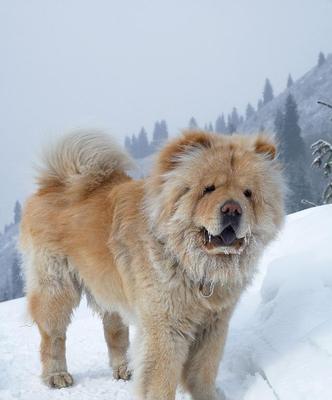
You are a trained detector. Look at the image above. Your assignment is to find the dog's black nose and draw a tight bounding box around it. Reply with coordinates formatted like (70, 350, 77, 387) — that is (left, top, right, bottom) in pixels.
(221, 200, 242, 229)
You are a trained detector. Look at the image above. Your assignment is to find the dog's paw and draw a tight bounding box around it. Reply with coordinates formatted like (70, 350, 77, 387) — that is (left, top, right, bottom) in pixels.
(44, 371, 74, 389)
(112, 363, 132, 381)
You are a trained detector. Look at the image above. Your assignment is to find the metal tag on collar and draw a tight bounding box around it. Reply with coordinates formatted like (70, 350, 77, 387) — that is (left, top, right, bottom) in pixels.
(199, 281, 215, 298)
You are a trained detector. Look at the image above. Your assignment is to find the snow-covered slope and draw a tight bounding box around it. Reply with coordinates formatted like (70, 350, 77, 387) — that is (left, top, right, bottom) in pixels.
(219, 204, 332, 400)
(241, 54, 332, 141)
(1, 205, 332, 400)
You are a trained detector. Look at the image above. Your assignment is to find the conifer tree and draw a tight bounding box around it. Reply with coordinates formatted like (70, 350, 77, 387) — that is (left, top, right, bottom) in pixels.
(231, 107, 240, 130)
(188, 117, 198, 129)
(215, 114, 226, 133)
(274, 109, 284, 130)
(318, 51, 326, 67)
(137, 127, 150, 158)
(275, 94, 312, 211)
(287, 74, 294, 89)
(311, 101, 332, 204)
(263, 78, 274, 104)
(131, 134, 138, 158)
(124, 136, 131, 153)
(245, 103, 255, 120)
(151, 121, 161, 150)
(159, 120, 168, 141)
(227, 114, 235, 134)
(311, 139, 332, 204)
(281, 95, 304, 161)
(257, 99, 263, 110)
(150, 120, 168, 151)
(11, 253, 23, 299)
(14, 201, 21, 225)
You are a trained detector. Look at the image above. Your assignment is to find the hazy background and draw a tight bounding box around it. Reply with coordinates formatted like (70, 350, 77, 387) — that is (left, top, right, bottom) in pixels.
(1, 0, 332, 227)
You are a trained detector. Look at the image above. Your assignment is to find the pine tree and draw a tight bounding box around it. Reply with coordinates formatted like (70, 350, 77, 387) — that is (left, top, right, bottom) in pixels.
(188, 117, 198, 129)
(124, 136, 131, 153)
(227, 114, 235, 134)
(287, 74, 294, 88)
(274, 108, 284, 152)
(131, 134, 138, 158)
(151, 119, 168, 151)
(281, 94, 304, 161)
(14, 201, 21, 224)
(257, 99, 263, 110)
(137, 128, 150, 158)
(215, 114, 226, 133)
(245, 103, 255, 120)
(318, 51, 326, 67)
(230, 107, 240, 130)
(274, 109, 284, 132)
(311, 139, 332, 204)
(263, 78, 274, 104)
(311, 101, 332, 204)
(276, 94, 312, 211)
(151, 121, 161, 150)
(159, 120, 168, 141)
(11, 253, 23, 299)
(208, 122, 213, 132)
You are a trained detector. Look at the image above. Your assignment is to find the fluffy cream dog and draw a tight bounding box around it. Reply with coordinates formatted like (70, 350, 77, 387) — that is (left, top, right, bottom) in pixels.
(20, 130, 285, 400)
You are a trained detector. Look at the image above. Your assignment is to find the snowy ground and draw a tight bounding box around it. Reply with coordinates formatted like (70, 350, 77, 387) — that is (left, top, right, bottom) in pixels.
(1, 205, 332, 400)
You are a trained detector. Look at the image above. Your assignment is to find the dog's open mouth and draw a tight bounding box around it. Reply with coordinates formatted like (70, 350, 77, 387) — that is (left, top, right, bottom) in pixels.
(202, 226, 245, 254)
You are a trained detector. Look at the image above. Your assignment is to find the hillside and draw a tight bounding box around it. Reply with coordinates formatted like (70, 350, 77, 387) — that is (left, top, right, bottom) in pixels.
(241, 54, 332, 141)
(1, 205, 332, 400)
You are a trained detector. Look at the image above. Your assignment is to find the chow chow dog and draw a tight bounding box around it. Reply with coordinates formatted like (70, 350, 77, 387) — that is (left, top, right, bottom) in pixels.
(20, 130, 285, 400)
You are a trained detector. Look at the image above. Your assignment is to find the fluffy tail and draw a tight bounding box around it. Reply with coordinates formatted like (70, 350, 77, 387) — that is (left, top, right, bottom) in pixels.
(36, 130, 134, 194)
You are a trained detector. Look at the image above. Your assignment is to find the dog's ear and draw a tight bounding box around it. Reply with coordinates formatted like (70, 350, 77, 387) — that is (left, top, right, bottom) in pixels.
(157, 130, 213, 172)
(254, 135, 277, 160)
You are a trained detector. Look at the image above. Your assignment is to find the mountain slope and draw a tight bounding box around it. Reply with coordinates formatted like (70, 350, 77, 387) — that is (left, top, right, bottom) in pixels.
(1, 205, 332, 399)
(241, 55, 332, 140)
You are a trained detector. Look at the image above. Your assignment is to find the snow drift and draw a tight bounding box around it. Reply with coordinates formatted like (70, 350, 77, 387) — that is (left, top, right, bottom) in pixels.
(0, 205, 332, 400)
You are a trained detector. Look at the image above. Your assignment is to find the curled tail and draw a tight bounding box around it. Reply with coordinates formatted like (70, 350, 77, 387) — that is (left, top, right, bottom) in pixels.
(36, 130, 134, 194)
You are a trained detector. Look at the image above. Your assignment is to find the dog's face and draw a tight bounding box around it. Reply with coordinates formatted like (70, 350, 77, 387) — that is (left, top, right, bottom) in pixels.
(145, 131, 285, 283)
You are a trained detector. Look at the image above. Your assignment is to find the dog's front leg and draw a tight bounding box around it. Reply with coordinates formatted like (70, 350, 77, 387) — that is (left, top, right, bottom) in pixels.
(181, 307, 233, 400)
(134, 323, 189, 400)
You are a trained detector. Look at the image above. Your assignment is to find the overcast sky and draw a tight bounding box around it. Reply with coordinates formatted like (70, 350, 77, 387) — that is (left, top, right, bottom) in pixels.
(1, 0, 332, 227)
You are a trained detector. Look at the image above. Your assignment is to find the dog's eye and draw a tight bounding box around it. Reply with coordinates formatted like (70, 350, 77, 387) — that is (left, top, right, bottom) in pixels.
(203, 185, 215, 194)
(244, 189, 252, 198)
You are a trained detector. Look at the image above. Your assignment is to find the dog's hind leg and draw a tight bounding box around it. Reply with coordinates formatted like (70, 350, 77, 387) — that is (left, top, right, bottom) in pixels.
(26, 250, 81, 388)
(103, 311, 131, 380)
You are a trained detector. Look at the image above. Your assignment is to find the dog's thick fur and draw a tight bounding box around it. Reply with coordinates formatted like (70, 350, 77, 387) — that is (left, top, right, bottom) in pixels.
(20, 130, 285, 399)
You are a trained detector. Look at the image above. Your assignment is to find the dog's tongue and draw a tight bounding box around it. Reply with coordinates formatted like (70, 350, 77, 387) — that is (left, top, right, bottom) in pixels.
(220, 226, 237, 245)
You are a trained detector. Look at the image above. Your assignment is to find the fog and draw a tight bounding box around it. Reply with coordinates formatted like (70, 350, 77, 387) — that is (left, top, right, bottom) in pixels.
(1, 0, 332, 227)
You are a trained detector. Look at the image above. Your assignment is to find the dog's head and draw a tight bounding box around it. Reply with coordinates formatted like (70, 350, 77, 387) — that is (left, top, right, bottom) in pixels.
(144, 131, 285, 284)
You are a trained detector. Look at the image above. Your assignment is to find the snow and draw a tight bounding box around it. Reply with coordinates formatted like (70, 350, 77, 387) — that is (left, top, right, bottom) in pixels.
(1, 205, 332, 400)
